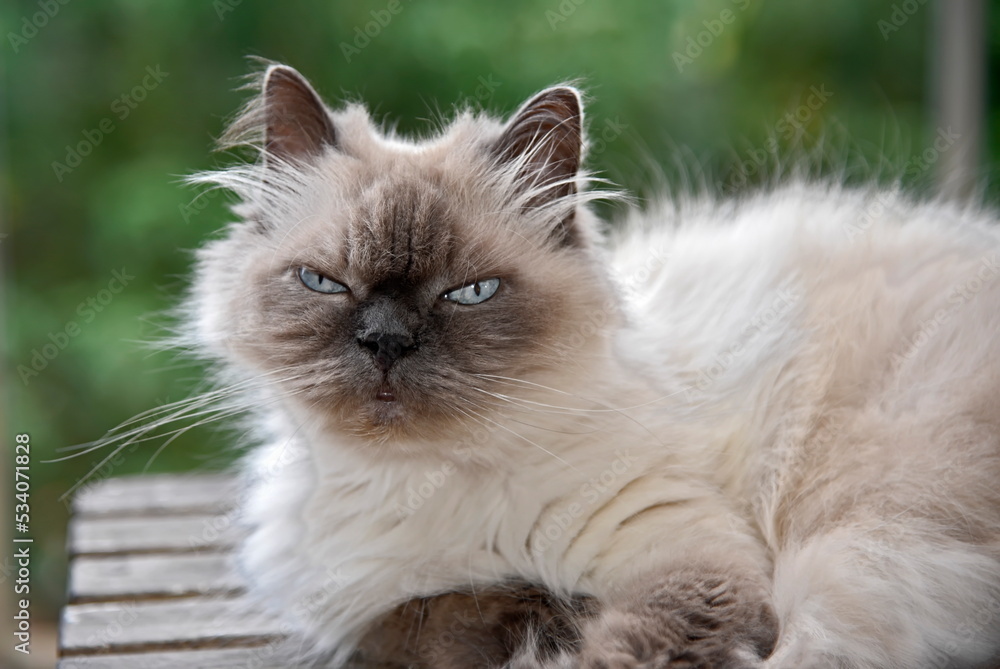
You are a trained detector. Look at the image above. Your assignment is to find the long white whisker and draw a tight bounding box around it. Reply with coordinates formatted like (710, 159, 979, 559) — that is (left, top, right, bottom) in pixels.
(464, 394, 605, 436)
(470, 386, 588, 417)
(55, 371, 311, 500)
(476, 373, 687, 412)
(58, 387, 307, 503)
(58, 367, 307, 454)
(474, 374, 671, 448)
(456, 399, 580, 472)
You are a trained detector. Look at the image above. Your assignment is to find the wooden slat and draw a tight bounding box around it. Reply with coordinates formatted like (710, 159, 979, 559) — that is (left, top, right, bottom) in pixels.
(59, 596, 284, 654)
(55, 645, 383, 669)
(72, 473, 237, 517)
(56, 646, 312, 669)
(69, 514, 242, 556)
(58, 474, 308, 667)
(69, 553, 244, 602)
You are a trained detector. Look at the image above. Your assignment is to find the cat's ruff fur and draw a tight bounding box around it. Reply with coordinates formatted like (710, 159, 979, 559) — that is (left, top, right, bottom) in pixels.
(188, 64, 1000, 668)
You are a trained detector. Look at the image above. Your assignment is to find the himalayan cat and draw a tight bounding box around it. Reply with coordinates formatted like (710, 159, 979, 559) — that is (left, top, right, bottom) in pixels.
(181, 63, 1000, 668)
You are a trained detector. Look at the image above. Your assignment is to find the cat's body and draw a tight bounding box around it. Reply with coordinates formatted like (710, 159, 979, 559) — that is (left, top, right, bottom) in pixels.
(188, 64, 1000, 668)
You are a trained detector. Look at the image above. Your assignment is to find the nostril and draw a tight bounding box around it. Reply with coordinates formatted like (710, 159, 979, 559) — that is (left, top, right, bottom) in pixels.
(358, 336, 380, 355)
(358, 332, 417, 370)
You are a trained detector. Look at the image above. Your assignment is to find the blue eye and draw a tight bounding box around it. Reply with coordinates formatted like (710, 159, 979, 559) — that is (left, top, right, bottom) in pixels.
(298, 267, 348, 294)
(443, 278, 500, 305)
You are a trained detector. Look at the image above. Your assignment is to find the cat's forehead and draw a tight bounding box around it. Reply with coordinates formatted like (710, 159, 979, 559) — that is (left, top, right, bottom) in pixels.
(341, 176, 458, 287)
(284, 124, 514, 289)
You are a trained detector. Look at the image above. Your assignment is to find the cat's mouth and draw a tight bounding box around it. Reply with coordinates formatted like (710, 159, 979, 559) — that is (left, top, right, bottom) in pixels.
(376, 382, 397, 403)
(363, 378, 409, 430)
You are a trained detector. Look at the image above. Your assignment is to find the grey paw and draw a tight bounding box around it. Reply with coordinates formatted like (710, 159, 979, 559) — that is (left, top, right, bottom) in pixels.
(578, 648, 709, 669)
(574, 573, 776, 669)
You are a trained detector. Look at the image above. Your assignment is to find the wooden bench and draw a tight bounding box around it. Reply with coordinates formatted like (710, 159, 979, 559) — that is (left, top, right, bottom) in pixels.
(58, 473, 316, 668)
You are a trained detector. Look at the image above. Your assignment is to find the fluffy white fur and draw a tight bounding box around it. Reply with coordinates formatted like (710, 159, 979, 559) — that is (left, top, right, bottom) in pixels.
(234, 182, 1000, 667)
(184, 70, 1000, 668)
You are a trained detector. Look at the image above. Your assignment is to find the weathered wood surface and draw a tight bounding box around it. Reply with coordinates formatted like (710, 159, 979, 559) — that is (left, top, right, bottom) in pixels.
(58, 646, 304, 669)
(61, 596, 285, 652)
(71, 473, 238, 516)
(69, 513, 242, 555)
(69, 552, 244, 601)
(58, 472, 320, 668)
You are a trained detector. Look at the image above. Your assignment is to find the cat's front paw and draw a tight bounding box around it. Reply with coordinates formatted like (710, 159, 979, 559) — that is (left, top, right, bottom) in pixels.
(576, 572, 777, 669)
(576, 609, 709, 668)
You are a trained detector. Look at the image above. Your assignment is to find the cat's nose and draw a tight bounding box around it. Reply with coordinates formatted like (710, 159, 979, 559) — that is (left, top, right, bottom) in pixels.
(358, 332, 417, 371)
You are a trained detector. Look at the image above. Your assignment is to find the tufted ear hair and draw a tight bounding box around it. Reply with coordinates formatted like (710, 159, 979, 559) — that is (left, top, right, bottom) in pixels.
(492, 86, 585, 245)
(262, 65, 338, 165)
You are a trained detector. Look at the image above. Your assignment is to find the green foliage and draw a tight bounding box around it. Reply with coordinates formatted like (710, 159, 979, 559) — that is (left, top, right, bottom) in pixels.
(3, 0, 998, 626)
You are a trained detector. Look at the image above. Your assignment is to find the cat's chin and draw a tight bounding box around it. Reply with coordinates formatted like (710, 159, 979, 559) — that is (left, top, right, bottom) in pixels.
(366, 395, 407, 424)
(323, 392, 468, 449)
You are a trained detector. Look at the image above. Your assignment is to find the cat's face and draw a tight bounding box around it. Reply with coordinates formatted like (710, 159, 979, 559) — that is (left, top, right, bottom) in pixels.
(190, 66, 617, 449)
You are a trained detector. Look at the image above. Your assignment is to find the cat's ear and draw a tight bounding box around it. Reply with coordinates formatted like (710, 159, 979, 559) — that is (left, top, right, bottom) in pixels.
(492, 86, 584, 242)
(262, 65, 337, 165)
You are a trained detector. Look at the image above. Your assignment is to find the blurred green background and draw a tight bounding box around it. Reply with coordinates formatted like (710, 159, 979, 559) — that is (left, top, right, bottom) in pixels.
(2, 0, 998, 665)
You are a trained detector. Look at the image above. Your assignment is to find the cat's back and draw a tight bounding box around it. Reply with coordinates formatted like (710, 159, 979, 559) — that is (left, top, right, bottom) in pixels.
(611, 182, 1000, 392)
(611, 182, 1000, 538)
